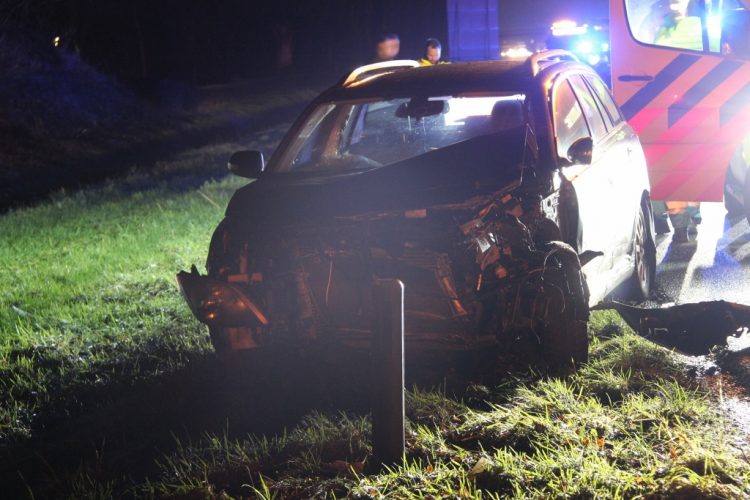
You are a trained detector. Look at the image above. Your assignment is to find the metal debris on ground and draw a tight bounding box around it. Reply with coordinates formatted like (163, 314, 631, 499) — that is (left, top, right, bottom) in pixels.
(607, 301, 750, 355)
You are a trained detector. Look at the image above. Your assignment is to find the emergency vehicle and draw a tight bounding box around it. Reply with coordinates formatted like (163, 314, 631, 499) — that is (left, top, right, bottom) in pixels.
(609, 0, 750, 222)
(547, 20, 612, 84)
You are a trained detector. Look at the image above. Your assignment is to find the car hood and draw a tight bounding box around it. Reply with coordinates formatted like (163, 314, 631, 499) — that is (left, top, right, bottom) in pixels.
(225, 130, 525, 227)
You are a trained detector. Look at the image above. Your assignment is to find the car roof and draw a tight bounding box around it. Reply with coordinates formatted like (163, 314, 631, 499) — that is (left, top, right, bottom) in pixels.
(325, 59, 536, 100)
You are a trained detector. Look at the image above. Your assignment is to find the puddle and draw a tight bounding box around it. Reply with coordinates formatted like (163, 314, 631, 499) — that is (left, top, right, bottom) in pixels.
(643, 331, 750, 447)
(702, 372, 750, 448)
(701, 334, 750, 447)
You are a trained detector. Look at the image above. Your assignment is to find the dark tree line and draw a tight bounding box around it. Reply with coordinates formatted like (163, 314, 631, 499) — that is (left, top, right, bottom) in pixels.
(1, 0, 448, 85)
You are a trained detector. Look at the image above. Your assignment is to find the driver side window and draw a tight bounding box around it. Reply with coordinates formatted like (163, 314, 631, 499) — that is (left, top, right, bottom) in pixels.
(553, 79, 591, 161)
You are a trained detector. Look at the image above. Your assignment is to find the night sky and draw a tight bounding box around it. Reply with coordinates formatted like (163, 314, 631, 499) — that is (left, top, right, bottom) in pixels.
(501, 0, 608, 35)
(2, 0, 609, 85)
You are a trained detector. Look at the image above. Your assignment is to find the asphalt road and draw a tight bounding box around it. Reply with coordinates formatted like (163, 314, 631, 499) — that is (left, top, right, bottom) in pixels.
(654, 202, 750, 306)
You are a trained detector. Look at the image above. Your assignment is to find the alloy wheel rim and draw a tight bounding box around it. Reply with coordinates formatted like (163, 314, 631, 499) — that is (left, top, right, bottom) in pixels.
(634, 210, 648, 290)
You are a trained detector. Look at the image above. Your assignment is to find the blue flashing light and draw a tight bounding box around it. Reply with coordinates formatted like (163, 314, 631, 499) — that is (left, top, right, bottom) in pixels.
(576, 40, 594, 54)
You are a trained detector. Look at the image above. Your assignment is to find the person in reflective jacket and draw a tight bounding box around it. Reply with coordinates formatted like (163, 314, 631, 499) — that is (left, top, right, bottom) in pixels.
(418, 38, 448, 66)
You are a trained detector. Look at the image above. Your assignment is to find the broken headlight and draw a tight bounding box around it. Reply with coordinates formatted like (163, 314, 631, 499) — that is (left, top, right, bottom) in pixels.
(176, 269, 269, 328)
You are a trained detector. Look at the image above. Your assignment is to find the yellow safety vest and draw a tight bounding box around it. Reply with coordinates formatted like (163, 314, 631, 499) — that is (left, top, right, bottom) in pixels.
(418, 59, 449, 66)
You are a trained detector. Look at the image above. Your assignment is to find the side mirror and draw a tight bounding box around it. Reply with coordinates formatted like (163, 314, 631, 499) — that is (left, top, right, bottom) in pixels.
(566, 137, 593, 165)
(228, 150, 264, 178)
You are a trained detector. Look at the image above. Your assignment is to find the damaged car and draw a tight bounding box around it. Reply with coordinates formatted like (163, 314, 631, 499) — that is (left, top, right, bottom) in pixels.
(178, 51, 656, 370)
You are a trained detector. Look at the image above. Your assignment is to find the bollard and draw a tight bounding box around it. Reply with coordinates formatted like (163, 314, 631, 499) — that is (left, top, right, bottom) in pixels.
(371, 279, 405, 470)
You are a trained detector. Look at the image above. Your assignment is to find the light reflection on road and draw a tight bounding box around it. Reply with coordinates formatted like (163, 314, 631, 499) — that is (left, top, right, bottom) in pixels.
(655, 203, 750, 306)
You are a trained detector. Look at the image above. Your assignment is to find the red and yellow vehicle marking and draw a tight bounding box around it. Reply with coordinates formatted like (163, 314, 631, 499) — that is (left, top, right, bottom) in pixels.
(610, 0, 750, 202)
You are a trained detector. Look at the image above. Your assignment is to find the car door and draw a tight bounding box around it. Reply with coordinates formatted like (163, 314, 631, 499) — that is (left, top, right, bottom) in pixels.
(552, 75, 617, 301)
(569, 74, 636, 266)
(583, 74, 649, 273)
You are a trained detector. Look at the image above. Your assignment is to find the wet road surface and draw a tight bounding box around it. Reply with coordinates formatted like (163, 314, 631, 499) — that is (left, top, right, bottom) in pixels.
(654, 202, 750, 306)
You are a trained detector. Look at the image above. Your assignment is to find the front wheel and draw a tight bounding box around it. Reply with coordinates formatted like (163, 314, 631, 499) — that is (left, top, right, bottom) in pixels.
(540, 317, 588, 374)
(537, 245, 590, 373)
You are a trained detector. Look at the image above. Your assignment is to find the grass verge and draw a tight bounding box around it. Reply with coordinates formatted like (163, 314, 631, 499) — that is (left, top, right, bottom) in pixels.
(140, 313, 750, 499)
(0, 140, 257, 446)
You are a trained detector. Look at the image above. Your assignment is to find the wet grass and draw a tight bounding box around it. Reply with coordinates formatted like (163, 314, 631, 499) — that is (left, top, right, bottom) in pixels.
(0, 169, 241, 444)
(137, 316, 750, 499)
(2, 142, 749, 497)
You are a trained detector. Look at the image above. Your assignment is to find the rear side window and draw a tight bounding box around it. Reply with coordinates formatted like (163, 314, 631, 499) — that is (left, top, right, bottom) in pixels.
(569, 75, 608, 141)
(553, 80, 591, 159)
(585, 75, 624, 128)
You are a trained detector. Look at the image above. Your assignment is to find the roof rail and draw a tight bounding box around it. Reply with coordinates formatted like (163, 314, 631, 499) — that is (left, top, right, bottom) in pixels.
(529, 50, 579, 76)
(342, 59, 420, 87)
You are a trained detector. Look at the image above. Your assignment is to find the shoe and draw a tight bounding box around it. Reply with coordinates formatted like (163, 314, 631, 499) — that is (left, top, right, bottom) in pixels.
(672, 227, 689, 243)
(654, 215, 671, 235)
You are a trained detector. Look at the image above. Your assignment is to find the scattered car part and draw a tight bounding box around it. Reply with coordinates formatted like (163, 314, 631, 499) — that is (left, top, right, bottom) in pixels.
(610, 301, 750, 355)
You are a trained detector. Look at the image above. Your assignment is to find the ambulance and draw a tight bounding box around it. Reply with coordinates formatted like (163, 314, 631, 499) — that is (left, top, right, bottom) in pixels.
(609, 0, 750, 223)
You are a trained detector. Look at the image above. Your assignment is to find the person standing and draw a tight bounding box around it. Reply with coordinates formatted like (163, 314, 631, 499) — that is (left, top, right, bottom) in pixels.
(373, 33, 401, 63)
(418, 38, 448, 66)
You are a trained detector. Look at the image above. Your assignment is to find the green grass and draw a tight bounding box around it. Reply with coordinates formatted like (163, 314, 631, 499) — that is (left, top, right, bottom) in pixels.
(141, 412, 370, 498)
(0, 145, 249, 442)
(141, 321, 750, 499)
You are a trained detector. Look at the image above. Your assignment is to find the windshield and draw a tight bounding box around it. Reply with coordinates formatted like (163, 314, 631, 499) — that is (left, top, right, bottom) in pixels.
(271, 93, 527, 173)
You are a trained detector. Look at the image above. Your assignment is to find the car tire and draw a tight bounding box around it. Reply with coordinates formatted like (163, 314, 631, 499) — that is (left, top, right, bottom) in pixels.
(628, 203, 656, 301)
(538, 249, 589, 373)
(540, 317, 589, 375)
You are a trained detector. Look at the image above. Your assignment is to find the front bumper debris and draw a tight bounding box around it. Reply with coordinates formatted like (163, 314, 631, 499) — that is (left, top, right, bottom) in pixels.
(176, 267, 269, 329)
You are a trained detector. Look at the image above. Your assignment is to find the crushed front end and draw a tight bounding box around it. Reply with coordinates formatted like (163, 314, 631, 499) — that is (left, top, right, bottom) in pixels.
(178, 187, 589, 366)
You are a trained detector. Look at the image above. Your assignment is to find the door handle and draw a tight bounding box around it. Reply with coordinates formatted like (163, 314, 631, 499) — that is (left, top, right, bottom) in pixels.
(618, 74, 654, 82)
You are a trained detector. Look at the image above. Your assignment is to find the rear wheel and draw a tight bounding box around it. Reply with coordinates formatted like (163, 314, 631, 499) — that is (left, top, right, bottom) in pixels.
(629, 203, 656, 301)
(724, 152, 750, 224)
(208, 326, 258, 353)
